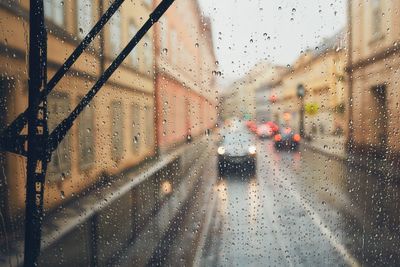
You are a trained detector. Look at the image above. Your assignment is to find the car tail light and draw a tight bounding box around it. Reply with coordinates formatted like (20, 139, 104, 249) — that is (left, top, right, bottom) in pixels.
(274, 134, 282, 142)
(293, 134, 301, 142)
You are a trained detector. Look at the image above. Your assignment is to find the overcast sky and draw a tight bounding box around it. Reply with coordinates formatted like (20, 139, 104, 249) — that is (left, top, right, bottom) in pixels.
(197, 0, 347, 86)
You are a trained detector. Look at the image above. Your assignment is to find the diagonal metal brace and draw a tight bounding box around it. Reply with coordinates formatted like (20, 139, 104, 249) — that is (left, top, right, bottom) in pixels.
(0, 0, 125, 155)
(48, 0, 175, 153)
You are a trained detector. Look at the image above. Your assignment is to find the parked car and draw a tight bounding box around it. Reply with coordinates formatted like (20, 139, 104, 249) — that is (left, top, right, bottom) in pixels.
(217, 130, 257, 175)
(273, 127, 301, 150)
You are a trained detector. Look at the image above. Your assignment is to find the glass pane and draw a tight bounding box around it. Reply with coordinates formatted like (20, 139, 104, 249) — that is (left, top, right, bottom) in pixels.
(1, 1, 400, 266)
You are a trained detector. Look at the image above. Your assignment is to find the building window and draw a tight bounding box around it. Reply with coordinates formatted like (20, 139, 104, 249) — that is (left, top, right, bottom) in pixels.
(144, 105, 154, 148)
(160, 18, 168, 52)
(110, 10, 122, 56)
(143, 36, 154, 71)
(47, 93, 71, 181)
(129, 21, 140, 68)
(143, 0, 152, 7)
(170, 30, 178, 65)
(162, 93, 168, 136)
(111, 101, 124, 161)
(78, 99, 95, 170)
(76, 0, 93, 39)
(131, 103, 141, 154)
(44, 0, 64, 26)
(371, 0, 382, 38)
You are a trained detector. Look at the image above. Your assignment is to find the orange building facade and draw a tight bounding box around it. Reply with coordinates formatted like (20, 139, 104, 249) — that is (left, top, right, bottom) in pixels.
(153, 0, 218, 152)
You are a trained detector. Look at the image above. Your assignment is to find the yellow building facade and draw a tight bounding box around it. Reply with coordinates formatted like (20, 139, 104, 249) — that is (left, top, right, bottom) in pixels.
(348, 0, 400, 160)
(0, 0, 155, 219)
(271, 32, 347, 141)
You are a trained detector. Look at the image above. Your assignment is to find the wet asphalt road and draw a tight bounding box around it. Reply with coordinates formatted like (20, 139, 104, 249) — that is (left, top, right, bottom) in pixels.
(199, 140, 400, 267)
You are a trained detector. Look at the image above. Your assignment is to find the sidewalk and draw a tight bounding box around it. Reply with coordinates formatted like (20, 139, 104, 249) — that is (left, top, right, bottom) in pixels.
(302, 136, 400, 179)
(302, 135, 347, 160)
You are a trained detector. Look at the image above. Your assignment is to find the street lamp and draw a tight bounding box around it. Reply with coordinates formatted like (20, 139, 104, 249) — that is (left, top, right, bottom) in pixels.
(297, 84, 305, 137)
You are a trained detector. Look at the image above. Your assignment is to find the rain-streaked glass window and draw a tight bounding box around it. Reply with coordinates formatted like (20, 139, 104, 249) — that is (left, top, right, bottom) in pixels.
(2, 1, 400, 267)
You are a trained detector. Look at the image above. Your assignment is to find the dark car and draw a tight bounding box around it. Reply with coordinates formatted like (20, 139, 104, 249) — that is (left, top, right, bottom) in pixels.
(273, 127, 301, 150)
(217, 130, 257, 175)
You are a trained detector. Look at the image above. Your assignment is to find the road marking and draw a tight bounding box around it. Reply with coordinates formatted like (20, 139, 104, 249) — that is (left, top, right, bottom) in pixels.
(277, 173, 361, 267)
(193, 170, 219, 267)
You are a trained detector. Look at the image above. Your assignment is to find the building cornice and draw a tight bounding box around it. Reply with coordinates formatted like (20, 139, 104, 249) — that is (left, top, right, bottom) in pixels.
(156, 58, 216, 103)
(346, 42, 400, 72)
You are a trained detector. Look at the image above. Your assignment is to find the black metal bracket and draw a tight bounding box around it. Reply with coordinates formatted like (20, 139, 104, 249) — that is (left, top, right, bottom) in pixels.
(47, 0, 175, 154)
(0, 0, 175, 266)
(0, 0, 126, 156)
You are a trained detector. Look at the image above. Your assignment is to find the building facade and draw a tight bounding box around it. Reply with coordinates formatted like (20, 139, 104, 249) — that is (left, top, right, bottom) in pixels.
(254, 65, 286, 123)
(348, 0, 400, 162)
(154, 0, 217, 152)
(0, 0, 155, 222)
(270, 31, 348, 141)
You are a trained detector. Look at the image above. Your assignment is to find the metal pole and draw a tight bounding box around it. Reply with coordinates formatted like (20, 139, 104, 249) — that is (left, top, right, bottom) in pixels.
(297, 84, 305, 137)
(24, 0, 48, 266)
(299, 97, 304, 137)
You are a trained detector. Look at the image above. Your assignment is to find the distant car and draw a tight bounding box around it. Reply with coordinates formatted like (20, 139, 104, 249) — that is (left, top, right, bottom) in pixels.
(256, 124, 273, 138)
(266, 121, 279, 134)
(217, 130, 257, 175)
(273, 127, 301, 150)
(246, 120, 257, 133)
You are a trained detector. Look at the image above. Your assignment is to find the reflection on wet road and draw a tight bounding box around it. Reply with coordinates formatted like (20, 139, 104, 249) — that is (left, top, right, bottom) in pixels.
(199, 140, 400, 267)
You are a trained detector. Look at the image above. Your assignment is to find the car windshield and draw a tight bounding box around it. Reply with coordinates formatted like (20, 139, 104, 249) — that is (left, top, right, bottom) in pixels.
(1, 1, 400, 266)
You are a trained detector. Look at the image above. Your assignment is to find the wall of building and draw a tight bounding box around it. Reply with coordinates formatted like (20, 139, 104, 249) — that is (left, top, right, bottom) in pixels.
(350, 1, 400, 156)
(154, 0, 217, 152)
(0, 0, 156, 217)
(271, 46, 347, 138)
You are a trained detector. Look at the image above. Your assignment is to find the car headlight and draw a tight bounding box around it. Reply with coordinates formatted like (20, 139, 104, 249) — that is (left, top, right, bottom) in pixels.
(217, 146, 225, 155)
(248, 145, 256, 155)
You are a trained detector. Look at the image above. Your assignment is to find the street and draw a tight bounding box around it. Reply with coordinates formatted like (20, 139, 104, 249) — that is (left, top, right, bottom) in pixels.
(197, 140, 400, 267)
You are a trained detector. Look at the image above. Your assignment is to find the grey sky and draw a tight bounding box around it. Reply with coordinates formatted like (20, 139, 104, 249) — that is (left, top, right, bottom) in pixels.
(198, 0, 347, 85)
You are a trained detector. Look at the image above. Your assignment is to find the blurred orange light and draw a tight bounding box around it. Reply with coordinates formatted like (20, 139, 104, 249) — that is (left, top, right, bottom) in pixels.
(293, 134, 301, 142)
(274, 134, 282, 142)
